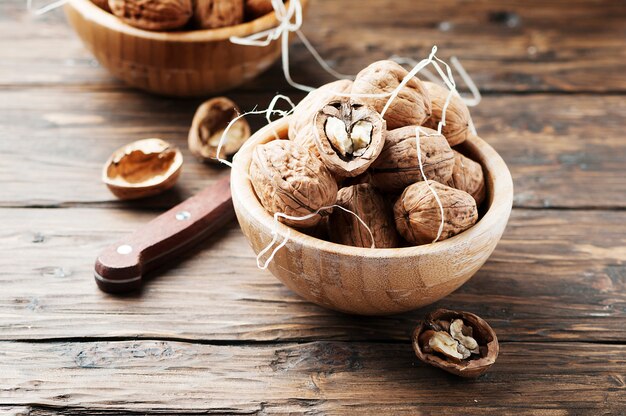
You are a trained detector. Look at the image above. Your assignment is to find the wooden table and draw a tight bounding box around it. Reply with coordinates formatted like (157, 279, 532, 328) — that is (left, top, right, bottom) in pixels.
(2, 0, 625, 414)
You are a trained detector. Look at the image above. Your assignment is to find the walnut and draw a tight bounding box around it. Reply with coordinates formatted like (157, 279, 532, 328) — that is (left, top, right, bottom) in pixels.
(188, 97, 250, 163)
(108, 0, 193, 31)
(92, 0, 111, 12)
(308, 98, 385, 178)
(351, 60, 431, 130)
(369, 126, 454, 193)
(422, 81, 472, 147)
(244, 0, 275, 19)
(394, 181, 478, 245)
(249, 140, 337, 228)
(290, 79, 354, 158)
(413, 309, 499, 378)
(446, 150, 486, 206)
(328, 184, 399, 248)
(192, 0, 244, 29)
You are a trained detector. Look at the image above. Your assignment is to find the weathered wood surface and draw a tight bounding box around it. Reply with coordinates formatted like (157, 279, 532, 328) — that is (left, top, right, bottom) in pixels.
(2, 90, 626, 209)
(1, 208, 624, 343)
(1, 0, 626, 92)
(1, 0, 626, 413)
(1, 341, 625, 414)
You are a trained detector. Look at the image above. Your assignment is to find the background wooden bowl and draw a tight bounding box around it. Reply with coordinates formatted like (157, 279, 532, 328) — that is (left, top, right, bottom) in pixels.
(232, 117, 514, 315)
(65, 0, 306, 97)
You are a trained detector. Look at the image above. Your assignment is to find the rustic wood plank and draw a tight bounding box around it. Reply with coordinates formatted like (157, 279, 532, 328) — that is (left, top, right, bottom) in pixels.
(1, 90, 624, 209)
(1, 340, 624, 414)
(0, 207, 624, 343)
(1, 0, 625, 92)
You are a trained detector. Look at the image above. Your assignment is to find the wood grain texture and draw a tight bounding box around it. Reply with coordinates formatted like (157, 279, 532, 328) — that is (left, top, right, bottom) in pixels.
(0, 207, 624, 342)
(1, 340, 625, 414)
(2, 0, 626, 92)
(1, 90, 625, 209)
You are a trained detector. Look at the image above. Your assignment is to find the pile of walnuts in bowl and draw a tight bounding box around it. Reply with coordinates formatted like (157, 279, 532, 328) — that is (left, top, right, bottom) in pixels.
(250, 60, 486, 249)
(92, 0, 279, 31)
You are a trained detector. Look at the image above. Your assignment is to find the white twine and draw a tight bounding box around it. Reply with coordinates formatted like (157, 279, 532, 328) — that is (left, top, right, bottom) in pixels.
(256, 204, 376, 269)
(414, 127, 445, 243)
(27, 0, 68, 15)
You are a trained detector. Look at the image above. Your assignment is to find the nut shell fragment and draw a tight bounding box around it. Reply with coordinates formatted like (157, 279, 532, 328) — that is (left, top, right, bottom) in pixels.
(108, 0, 193, 31)
(249, 140, 338, 228)
(394, 181, 478, 245)
(328, 184, 398, 248)
(103, 138, 183, 200)
(413, 309, 499, 378)
(188, 97, 250, 163)
(244, 0, 274, 19)
(351, 60, 431, 129)
(423, 81, 472, 147)
(369, 126, 454, 193)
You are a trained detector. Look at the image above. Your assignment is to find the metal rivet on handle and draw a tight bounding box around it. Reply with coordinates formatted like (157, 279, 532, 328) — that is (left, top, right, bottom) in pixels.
(176, 211, 191, 221)
(117, 244, 132, 255)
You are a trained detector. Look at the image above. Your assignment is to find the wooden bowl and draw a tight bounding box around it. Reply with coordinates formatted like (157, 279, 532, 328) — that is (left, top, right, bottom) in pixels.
(64, 0, 307, 96)
(231, 117, 513, 315)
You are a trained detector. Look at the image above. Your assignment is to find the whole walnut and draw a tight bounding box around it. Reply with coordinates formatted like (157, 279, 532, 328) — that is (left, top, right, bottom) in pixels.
(422, 81, 472, 147)
(328, 184, 398, 248)
(394, 181, 478, 245)
(192, 0, 244, 29)
(108, 0, 193, 31)
(446, 150, 486, 206)
(351, 60, 431, 130)
(249, 140, 337, 228)
(369, 126, 454, 193)
(244, 0, 275, 19)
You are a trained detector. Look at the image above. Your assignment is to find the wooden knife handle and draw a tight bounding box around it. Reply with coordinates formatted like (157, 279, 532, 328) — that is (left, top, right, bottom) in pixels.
(94, 176, 234, 293)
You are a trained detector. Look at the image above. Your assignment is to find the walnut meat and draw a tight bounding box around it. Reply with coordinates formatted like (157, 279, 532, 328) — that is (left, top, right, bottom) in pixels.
(446, 150, 486, 206)
(309, 98, 385, 178)
(108, 0, 193, 31)
(249, 140, 337, 228)
(351, 60, 431, 130)
(369, 126, 454, 193)
(289, 79, 354, 158)
(192, 0, 244, 29)
(422, 81, 472, 147)
(328, 184, 398, 248)
(394, 181, 478, 245)
(413, 308, 499, 378)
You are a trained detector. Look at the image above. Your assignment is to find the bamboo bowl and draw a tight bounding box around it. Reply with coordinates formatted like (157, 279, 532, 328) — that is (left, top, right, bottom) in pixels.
(64, 0, 306, 96)
(231, 117, 513, 315)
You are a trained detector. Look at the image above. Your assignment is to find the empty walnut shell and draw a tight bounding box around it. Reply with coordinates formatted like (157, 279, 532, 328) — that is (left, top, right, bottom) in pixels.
(369, 126, 454, 193)
(249, 140, 338, 228)
(394, 181, 478, 245)
(328, 183, 399, 248)
(103, 138, 183, 200)
(92, 0, 111, 12)
(188, 97, 250, 164)
(422, 81, 472, 147)
(351, 60, 431, 130)
(413, 309, 499, 378)
(446, 150, 486, 206)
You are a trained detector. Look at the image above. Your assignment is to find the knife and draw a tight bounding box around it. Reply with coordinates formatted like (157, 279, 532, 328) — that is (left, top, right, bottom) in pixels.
(94, 175, 234, 293)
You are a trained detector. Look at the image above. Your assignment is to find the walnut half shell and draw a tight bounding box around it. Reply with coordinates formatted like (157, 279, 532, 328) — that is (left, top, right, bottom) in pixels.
(103, 138, 183, 200)
(412, 309, 499, 378)
(188, 97, 251, 164)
